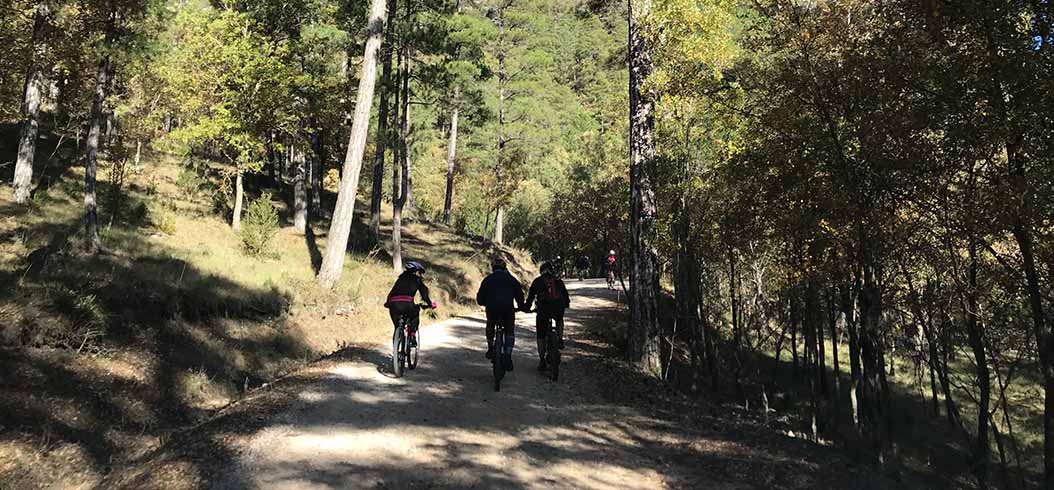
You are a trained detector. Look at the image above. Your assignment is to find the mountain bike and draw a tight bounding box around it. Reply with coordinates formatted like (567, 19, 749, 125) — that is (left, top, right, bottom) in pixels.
(531, 309, 562, 382)
(606, 268, 617, 290)
(491, 315, 513, 392)
(392, 303, 431, 378)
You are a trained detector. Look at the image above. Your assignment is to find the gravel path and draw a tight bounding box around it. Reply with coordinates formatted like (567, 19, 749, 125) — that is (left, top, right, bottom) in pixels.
(208, 280, 694, 489)
(206, 279, 868, 490)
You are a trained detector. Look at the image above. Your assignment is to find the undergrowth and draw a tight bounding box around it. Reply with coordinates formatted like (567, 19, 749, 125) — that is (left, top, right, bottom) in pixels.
(239, 192, 278, 258)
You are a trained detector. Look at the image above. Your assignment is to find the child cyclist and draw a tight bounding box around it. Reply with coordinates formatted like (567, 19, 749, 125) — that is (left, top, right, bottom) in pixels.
(384, 261, 437, 347)
(524, 262, 570, 371)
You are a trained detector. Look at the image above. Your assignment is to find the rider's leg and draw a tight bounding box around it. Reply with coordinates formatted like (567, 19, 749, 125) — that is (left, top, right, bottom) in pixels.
(501, 310, 516, 371)
(408, 312, 421, 346)
(535, 313, 547, 358)
(484, 310, 497, 359)
(389, 305, 412, 335)
(555, 310, 565, 348)
(535, 312, 548, 370)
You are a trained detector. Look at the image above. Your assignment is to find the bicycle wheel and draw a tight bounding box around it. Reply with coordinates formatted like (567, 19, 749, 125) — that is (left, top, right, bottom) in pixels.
(407, 330, 419, 370)
(492, 329, 505, 392)
(547, 328, 560, 382)
(392, 325, 405, 378)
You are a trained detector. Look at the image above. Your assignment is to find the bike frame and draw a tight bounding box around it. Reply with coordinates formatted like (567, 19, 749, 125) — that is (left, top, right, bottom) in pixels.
(536, 311, 561, 381)
(492, 320, 507, 391)
(392, 304, 428, 378)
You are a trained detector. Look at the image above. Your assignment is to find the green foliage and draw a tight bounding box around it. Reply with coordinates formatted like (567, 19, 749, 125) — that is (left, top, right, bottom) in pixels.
(176, 166, 206, 197)
(433, 0, 627, 242)
(21, 286, 112, 352)
(240, 193, 279, 258)
(150, 203, 177, 234)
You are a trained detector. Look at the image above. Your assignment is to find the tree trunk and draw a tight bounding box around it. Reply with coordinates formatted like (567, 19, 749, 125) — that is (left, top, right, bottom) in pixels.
(791, 295, 799, 370)
(134, 139, 142, 169)
(1005, 131, 1052, 487)
(858, 262, 889, 458)
(392, 36, 410, 273)
(105, 108, 117, 149)
(928, 343, 940, 417)
(628, 0, 661, 376)
(963, 239, 990, 489)
(369, 0, 396, 244)
(701, 296, 719, 390)
(84, 17, 116, 254)
(12, 1, 51, 204)
(310, 126, 324, 213)
(293, 144, 308, 233)
(674, 159, 700, 390)
(405, 137, 415, 219)
(676, 242, 701, 390)
(830, 294, 842, 414)
(729, 246, 740, 350)
(393, 193, 403, 272)
(1010, 219, 1053, 488)
(904, 269, 941, 418)
(493, 16, 509, 244)
(493, 205, 505, 245)
(392, 109, 403, 271)
(232, 170, 244, 230)
(805, 278, 823, 438)
(267, 133, 277, 181)
(842, 281, 862, 428)
(938, 313, 963, 429)
(443, 106, 459, 224)
(316, 0, 389, 289)
(817, 287, 828, 395)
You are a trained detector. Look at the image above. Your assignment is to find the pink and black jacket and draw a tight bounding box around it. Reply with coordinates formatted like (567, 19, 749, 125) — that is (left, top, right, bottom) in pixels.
(385, 272, 433, 309)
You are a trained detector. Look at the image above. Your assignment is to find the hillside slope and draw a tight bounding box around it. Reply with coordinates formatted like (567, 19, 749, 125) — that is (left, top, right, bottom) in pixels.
(0, 148, 534, 489)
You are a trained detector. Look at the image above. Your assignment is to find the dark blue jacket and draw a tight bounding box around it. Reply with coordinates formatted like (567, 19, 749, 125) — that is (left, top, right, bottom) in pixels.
(476, 269, 525, 313)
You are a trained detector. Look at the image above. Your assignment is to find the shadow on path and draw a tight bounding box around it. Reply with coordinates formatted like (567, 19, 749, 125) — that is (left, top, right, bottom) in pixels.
(196, 280, 881, 490)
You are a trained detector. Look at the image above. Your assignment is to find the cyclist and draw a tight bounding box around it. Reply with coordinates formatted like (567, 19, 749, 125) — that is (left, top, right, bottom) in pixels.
(606, 250, 618, 288)
(552, 255, 565, 278)
(575, 254, 590, 280)
(523, 262, 570, 371)
(384, 261, 437, 347)
(476, 256, 525, 371)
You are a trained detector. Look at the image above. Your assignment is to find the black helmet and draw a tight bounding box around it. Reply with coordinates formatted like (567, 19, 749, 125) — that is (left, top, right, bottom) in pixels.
(540, 262, 552, 274)
(404, 261, 426, 274)
(491, 256, 506, 270)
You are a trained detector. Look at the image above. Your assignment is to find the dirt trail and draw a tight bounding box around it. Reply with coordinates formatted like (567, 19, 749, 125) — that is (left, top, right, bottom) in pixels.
(207, 280, 864, 490)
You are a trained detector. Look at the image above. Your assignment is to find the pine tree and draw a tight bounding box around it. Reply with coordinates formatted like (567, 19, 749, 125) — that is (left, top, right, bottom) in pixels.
(11, 1, 54, 205)
(317, 0, 388, 288)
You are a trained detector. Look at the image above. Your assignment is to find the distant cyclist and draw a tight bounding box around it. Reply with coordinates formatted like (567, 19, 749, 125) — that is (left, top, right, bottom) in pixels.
(384, 261, 437, 347)
(524, 262, 570, 371)
(552, 255, 565, 278)
(476, 256, 525, 371)
(575, 254, 590, 280)
(605, 250, 618, 289)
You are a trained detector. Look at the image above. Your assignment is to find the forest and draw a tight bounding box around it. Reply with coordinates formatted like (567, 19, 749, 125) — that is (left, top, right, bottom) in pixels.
(1, 0, 1053, 488)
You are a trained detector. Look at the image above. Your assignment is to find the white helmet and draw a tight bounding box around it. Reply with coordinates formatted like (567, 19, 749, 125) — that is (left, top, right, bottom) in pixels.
(609, 250, 615, 255)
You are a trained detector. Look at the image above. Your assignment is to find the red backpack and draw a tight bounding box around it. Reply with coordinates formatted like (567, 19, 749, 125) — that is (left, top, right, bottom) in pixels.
(544, 276, 563, 302)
